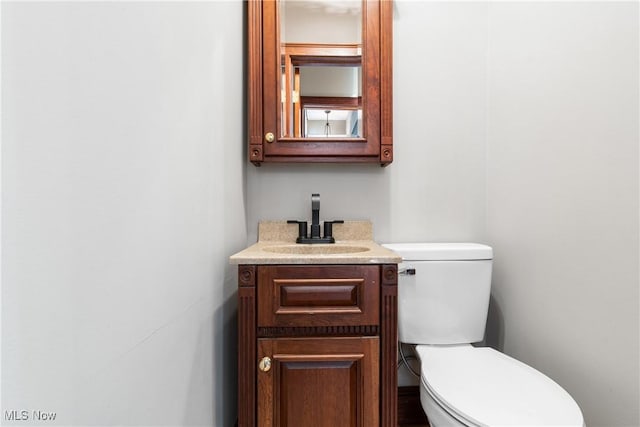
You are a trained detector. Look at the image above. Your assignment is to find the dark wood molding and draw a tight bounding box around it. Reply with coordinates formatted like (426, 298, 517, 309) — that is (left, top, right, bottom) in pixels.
(381, 264, 398, 427)
(247, 0, 263, 158)
(238, 265, 256, 287)
(258, 324, 379, 338)
(238, 285, 256, 427)
(261, 0, 278, 157)
(283, 42, 361, 55)
(381, 145, 393, 164)
(290, 55, 361, 66)
(284, 43, 362, 67)
(249, 144, 263, 164)
(381, 264, 397, 286)
(300, 96, 362, 110)
(361, 0, 381, 160)
(238, 263, 258, 427)
(250, 154, 381, 164)
(380, 0, 393, 166)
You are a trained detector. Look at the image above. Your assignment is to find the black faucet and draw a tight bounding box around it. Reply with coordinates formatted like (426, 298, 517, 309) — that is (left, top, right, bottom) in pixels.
(288, 194, 343, 244)
(310, 193, 321, 239)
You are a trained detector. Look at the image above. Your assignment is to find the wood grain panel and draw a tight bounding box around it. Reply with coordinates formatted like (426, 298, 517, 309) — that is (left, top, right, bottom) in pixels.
(381, 264, 398, 427)
(280, 284, 358, 308)
(247, 0, 263, 155)
(258, 325, 379, 338)
(263, 139, 373, 157)
(380, 0, 393, 165)
(258, 337, 379, 427)
(258, 265, 379, 327)
(300, 96, 362, 109)
(279, 359, 358, 427)
(238, 274, 256, 427)
(362, 0, 381, 157)
(282, 42, 361, 57)
(262, 0, 278, 145)
(259, 155, 381, 164)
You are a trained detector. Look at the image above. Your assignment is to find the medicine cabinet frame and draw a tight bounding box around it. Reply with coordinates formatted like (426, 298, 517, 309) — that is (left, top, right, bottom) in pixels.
(247, 0, 393, 166)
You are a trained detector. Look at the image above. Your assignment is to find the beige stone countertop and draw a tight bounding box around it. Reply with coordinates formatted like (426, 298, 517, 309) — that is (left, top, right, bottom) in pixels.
(229, 220, 401, 265)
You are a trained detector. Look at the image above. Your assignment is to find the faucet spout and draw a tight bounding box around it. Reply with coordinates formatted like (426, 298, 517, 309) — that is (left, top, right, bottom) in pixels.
(288, 193, 342, 244)
(310, 193, 321, 238)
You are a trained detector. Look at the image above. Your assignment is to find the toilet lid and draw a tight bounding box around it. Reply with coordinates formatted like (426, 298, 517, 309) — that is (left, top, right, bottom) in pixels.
(416, 345, 584, 427)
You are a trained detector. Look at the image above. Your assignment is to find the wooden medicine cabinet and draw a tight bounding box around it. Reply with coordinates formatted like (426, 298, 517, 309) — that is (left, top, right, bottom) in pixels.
(248, 0, 393, 165)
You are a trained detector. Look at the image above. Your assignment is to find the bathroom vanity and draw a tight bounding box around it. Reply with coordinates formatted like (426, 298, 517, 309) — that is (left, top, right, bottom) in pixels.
(230, 221, 400, 427)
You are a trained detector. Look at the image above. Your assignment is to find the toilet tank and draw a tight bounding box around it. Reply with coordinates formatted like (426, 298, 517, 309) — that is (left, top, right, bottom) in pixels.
(382, 243, 493, 345)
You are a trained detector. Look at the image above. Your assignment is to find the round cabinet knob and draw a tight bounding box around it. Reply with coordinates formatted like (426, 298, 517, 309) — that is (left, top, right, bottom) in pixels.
(265, 132, 275, 143)
(259, 356, 272, 372)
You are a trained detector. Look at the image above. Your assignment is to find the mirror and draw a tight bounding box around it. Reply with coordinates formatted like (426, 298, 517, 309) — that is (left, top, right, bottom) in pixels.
(280, 0, 363, 139)
(247, 0, 392, 165)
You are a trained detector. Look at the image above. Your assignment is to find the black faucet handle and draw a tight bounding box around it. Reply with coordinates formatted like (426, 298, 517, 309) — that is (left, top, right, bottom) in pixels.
(310, 194, 321, 239)
(323, 220, 344, 241)
(287, 220, 308, 239)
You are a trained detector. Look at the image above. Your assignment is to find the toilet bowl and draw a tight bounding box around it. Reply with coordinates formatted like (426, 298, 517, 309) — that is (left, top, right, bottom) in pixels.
(383, 243, 584, 427)
(416, 345, 583, 427)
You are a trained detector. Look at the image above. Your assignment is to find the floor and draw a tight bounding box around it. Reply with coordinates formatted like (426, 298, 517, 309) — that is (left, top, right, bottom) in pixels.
(398, 386, 430, 426)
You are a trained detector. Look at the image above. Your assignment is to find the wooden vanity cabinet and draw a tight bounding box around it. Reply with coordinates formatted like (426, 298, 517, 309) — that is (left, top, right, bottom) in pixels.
(237, 264, 398, 427)
(247, 0, 393, 165)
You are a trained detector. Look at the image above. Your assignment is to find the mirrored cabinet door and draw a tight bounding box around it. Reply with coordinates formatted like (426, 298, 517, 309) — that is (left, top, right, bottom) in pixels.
(248, 0, 393, 165)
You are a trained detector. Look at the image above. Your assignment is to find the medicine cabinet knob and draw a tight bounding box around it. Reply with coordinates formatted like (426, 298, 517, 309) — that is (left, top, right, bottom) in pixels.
(265, 132, 275, 143)
(259, 356, 272, 372)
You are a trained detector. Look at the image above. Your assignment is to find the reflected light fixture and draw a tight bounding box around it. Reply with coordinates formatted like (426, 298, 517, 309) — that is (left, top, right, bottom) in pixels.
(324, 110, 331, 137)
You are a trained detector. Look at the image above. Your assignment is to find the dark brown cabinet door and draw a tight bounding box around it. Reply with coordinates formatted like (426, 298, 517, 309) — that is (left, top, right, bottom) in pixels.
(257, 337, 379, 427)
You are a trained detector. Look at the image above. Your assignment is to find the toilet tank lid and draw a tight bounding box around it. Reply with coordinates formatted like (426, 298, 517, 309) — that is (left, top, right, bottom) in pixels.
(381, 243, 493, 261)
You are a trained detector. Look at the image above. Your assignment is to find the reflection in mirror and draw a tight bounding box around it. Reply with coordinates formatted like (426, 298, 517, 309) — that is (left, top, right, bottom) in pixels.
(304, 109, 362, 137)
(280, 0, 362, 139)
(280, 0, 361, 44)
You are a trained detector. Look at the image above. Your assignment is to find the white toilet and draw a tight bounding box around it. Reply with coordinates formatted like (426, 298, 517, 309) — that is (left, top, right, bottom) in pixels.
(383, 242, 584, 427)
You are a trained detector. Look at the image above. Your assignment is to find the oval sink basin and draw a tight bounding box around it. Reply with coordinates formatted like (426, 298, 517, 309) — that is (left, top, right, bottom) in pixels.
(262, 244, 371, 255)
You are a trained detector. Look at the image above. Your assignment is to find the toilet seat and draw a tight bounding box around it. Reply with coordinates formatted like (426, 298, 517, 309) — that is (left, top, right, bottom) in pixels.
(415, 345, 584, 427)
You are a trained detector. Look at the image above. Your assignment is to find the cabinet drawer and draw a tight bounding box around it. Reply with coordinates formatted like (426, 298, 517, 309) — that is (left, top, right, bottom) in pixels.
(257, 265, 380, 327)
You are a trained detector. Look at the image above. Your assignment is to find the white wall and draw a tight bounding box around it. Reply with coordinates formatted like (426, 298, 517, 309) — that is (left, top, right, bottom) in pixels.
(485, 2, 639, 426)
(247, 1, 489, 245)
(389, 1, 489, 244)
(2, 2, 245, 426)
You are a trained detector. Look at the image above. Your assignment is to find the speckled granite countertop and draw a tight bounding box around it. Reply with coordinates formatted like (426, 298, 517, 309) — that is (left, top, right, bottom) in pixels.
(229, 220, 401, 265)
